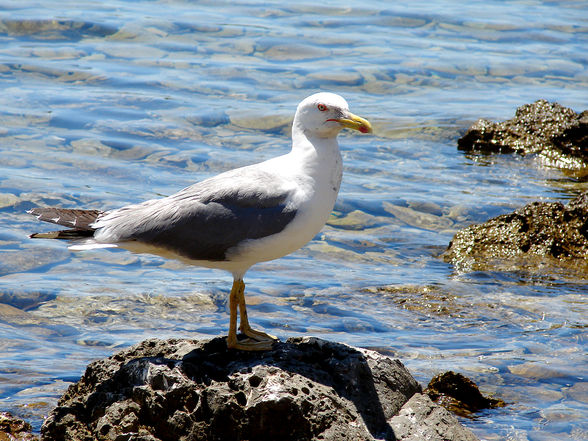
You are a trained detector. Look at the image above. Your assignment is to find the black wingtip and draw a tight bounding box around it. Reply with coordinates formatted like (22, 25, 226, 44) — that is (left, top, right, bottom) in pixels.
(29, 231, 60, 239)
(29, 229, 95, 240)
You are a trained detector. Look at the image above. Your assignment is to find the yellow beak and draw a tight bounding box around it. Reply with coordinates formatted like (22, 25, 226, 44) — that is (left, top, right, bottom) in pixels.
(334, 112, 373, 134)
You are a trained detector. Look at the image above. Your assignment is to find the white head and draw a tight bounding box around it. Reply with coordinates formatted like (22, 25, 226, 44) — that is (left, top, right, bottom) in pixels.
(293, 92, 372, 139)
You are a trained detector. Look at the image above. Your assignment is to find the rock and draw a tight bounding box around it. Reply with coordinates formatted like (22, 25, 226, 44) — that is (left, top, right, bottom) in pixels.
(425, 371, 505, 416)
(388, 394, 479, 441)
(365, 285, 464, 318)
(457, 100, 588, 169)
(443, 193, 588, 271)
(0, 411, 39, 440)
(41, 337, 479, 441)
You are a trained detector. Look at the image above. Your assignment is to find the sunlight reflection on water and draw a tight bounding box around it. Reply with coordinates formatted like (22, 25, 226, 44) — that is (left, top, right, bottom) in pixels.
(0, 0, 587, 437)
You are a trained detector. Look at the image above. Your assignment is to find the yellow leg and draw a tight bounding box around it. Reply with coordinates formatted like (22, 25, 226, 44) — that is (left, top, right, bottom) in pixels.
(236, 280, 277, 342)
(226, 280, 240, 349)
(226, 279, 276, 351)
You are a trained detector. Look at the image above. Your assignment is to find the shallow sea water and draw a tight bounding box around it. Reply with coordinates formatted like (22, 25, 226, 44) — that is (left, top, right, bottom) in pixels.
(0, 0, 587, 438)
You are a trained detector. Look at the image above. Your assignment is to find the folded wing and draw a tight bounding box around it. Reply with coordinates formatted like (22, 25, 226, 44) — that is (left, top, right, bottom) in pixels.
(91, 168, 297, 261)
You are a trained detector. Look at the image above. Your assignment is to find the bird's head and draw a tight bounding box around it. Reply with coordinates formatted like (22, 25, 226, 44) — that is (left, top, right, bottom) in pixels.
(294, 92, 372, 139)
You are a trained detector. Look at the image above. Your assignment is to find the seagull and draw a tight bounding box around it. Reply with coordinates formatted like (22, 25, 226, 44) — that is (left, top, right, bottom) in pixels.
(28, 92, 372, 351)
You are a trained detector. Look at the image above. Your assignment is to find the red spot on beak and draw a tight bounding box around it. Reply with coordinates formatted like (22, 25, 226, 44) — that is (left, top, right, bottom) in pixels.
(359, 125, 369, 134)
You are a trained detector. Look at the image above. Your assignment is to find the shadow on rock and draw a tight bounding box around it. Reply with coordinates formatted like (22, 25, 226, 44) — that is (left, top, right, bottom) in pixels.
(39, 336, 478, 441)
(180, 336, 413, 440)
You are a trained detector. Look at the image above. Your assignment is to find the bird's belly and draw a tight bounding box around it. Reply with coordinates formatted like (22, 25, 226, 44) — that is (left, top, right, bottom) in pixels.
(109, 163, 341, 278)
(114, 240, 255, 276)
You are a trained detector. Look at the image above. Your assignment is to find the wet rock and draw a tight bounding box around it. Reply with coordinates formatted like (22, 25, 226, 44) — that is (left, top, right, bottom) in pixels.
(458, 100, 588, 169)
(388, 394, 479, 441)
(425, 371, 505, 417)
(365, 285, 463, 318)
(0, 411, 38, 440)
(41, 337, 478, 441)
(443, 193, 588, 270)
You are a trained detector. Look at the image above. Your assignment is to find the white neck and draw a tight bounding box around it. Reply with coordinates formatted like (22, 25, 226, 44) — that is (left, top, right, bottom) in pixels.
(288, 124, 343, 206)
(224, 119, 344, 274)
(291, 122, 342, 164)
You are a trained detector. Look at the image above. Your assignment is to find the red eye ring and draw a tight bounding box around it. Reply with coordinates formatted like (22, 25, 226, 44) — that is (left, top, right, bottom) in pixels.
(317, 104, 328, 112)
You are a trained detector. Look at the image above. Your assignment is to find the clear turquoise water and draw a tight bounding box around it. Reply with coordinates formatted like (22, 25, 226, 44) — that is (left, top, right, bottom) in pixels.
(0, 0, 587, 438)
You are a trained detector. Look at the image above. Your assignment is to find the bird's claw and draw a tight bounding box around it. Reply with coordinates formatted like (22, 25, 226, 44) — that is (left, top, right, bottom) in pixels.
(240, 325, 278, 342)
(227, 334, 276, 351)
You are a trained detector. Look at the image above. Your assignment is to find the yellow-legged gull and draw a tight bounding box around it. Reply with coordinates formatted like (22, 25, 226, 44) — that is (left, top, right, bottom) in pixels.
(28, 92, 372, 350)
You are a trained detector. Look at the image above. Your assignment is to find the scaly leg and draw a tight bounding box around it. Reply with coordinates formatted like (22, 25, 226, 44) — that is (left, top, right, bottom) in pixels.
(236, 279, 277, 342)
(226, 278, 276, 351)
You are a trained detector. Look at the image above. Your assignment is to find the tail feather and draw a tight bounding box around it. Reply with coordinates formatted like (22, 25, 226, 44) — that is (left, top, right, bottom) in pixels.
(28, 208, 103, 240)
(28, 208, 102, 229)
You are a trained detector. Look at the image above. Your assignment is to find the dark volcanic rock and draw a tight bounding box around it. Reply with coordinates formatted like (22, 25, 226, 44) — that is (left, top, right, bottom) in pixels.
(458, 100, 588, 169)
(426, 371, 505, 417)
(443, 193, 588, 272)
(41, 337, 478, 441)
(0, 411, 39, 440)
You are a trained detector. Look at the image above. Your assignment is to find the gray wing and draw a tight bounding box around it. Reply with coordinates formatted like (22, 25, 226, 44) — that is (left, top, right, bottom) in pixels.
(93, 168, 298, 261)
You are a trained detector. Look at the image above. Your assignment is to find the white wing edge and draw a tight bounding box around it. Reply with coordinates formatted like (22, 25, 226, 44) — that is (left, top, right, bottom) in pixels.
(69, 243, 119, 251)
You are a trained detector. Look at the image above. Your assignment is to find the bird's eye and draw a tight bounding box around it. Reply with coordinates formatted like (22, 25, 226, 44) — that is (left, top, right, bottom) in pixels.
(317, 104, 328, 112)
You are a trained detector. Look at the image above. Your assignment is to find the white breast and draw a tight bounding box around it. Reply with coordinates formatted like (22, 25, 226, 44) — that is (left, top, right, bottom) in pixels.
(224, 136, 343, 272)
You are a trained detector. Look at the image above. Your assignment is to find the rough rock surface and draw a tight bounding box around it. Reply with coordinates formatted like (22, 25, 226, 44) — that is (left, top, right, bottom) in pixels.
(457, 99, 588, 169)
(0, 411, 38, 440)
(41, 336, 478, 441)
(443, 193, 588, 271)
(388, 394, 477, 441)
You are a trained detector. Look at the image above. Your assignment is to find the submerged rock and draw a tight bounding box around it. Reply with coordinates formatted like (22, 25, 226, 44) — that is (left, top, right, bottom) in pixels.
(457, 100, 588, 169)
(426, 371, 505, 417)
(443, 193, 588, 272)
(41, 337, 478, 441)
